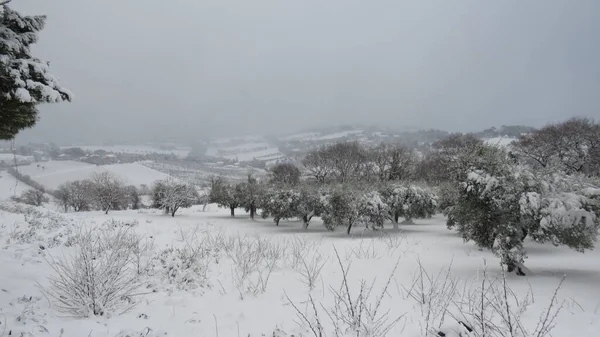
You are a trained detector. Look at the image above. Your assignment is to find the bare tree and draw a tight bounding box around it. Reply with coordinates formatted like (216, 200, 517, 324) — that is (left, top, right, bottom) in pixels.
(90, 172, 127, 214)
(302, 148, 334, 184)
(514, 118, 600, 175)
(13, 188, 49, 206)
(269, 162, 301, 185)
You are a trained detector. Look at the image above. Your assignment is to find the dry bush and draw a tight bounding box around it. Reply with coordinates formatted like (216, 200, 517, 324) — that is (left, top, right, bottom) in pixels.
(41, 228, 142, 317)
(225, 234, 285, 299)
(297, 252, 327, 291)
(345, 238, 381, 260)
(287, 247, 404, 337)
(405, 260, 567, 337)
(284, 236, 323, 269)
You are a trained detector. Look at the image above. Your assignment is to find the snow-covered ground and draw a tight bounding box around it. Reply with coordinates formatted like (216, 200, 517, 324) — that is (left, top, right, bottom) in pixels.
(0, 171, 29, 199)
(206, 142, 285, 163)
(484, 137, 517, 147)
(0, 202, 598, 337)
(16, 161, 170, 189)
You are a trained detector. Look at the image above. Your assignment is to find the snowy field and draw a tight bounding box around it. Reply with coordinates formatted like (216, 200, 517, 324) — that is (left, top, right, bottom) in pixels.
(61, 145, 191, 158)
(484, 137, 517, 147)
(0, 202, 598, 337)
(206, 142, 285, 163)
(16, 161, 170, 189)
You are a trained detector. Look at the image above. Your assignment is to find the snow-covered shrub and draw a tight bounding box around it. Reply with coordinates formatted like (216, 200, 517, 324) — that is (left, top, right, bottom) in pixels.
(406, 262, 567, 337)
(3, 203, 76, 249)
(286, 248, 403, 337)
(447, 145, 600, 275)
(151, 245, 211, 291)
(42, 228, 142, 317)
(226, 234, 285, 298)
(114, 328, 169, 337)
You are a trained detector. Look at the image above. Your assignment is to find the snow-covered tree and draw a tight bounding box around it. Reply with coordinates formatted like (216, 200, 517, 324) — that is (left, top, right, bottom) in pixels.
(292, 185, 325, 229)
(357, 190, 389, 230)
(0, 3, 72, 140)
(54, 180, 93, 212)
(448, 145, 600, 275)
(260, 188, 298, 226)
(321, 187, 361, 234)
(90, 172, 127, 214)
(269, 162, 301, 185)
(152, 178, 198, 217)
(380, 184, 437, 229)
(238, 174, 264, 219)
(209, 177, 243, 216)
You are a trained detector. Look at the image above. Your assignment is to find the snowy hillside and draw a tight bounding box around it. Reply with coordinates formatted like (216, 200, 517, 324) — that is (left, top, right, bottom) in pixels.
(16, 161, 170, 189)
(0, 204, 598, 337)
(0, 171, 29, 199)
(61, 145, 191, 158)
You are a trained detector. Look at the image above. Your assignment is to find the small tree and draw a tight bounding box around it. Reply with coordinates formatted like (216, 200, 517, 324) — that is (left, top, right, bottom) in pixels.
(357, 190, 389, 230)
(152, 178, 198, 216)
(127, 185, 140, 210)
(239, 174, 264, 219)
(261, 188, 298, 226)
(54, 180, 94, 212)
(269, 162, 301, 185)
(321, 187, 361, 235)
(209, 177, 243, 216)
(90, 172, 127, 214)
(292, 185, 325, 229)
(13, 188, 48, 206)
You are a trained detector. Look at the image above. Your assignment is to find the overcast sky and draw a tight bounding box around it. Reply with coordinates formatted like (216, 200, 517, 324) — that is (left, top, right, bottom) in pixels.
(13, 0, 600, 144)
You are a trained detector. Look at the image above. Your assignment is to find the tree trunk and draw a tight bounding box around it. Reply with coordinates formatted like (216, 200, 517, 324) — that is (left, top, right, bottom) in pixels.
(393, 212, 399, 224)
(275, 217, 280, 226)
(302, 214, 310, 229)
(230, 206, 235, 216)
(104, 206, 110, 214)
(250, 205, 255, 220)
(393, 221, 399, 231)
(347, 221, 353, 235)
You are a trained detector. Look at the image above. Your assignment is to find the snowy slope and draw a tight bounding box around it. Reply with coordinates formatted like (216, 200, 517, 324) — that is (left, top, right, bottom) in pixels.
(0, 203, 598, 337)
(62, 145, 191, 157)
(0, 171, 29, 199)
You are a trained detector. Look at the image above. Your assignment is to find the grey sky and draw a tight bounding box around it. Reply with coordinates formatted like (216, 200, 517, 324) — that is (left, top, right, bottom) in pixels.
(13, 0, 600, 143)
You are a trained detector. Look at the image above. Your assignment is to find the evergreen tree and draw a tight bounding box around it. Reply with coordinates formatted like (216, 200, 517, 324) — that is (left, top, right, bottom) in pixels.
(1, 4, 72, 140)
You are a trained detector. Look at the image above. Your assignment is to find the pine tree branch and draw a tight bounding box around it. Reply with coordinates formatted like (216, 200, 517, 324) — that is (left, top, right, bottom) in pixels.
(0, 0, 13, 6)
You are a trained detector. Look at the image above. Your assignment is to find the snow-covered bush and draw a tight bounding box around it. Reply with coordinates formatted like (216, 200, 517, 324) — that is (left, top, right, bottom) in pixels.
(406, 262, 567, 337)
(42, 228, 142, 317)
(151, 245, 211, 291)
(447, 145, 600, 275)
(225, 234, 285, 298)
(2, 203, 75, 249)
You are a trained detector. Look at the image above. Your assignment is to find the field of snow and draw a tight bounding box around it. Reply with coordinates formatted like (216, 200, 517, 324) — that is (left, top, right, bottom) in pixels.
(0, 202, 598, 337)
(62, 145, 191, 157)
(207, 142, 285, 162)
(485, 137, 517, 147)
(16, 161, 170, 190)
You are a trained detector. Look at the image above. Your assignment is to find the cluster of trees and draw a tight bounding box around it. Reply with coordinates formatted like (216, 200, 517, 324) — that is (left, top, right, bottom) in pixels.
(302, 142, 418, 184)
(209, 171, 437, 235)
(54, 172, 141, 213)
